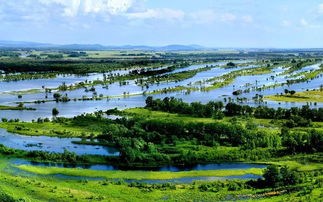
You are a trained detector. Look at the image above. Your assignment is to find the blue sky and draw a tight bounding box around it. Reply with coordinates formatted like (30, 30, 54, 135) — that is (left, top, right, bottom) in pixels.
(0, 0, 323, 48)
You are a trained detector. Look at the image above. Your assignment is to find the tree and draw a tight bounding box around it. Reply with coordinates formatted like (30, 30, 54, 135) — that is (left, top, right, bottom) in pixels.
(145, 96, 154, 108)
(232, 90, 242, 95)
(263, 165, 281, 187)
(226, 62, 236, 67)
(262, 165, 300, 188)
(53, 93, 61, 100)
(290, 90, 296, 95)
(212, 111, 224, 120)
(52, 108, 59, 116)
(58, 82, 68, 91)
(284, 89, 289, 94)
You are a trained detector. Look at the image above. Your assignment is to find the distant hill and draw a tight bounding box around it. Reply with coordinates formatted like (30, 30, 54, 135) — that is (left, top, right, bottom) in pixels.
(0, 40, 210, 51)
(59, 44, 107, 50)
(0, 40, 54, 48)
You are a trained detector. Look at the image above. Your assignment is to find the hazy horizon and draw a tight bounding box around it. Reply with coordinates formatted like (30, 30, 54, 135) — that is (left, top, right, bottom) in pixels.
(3, 40, 323, 50)
(0, 0, 323, 48)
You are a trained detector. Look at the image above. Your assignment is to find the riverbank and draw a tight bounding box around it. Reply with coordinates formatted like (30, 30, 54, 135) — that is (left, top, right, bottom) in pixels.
(0, 154, 319, 201)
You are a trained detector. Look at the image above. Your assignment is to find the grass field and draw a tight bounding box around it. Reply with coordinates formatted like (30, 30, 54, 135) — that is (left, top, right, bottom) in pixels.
(122, 108, 218, 123)
(0, 105, 36, 111)
(0, 121, 100, 138)
(17, 165, 264, 180)
(6, 158, 320, 201)
(265, 90, 323, 103)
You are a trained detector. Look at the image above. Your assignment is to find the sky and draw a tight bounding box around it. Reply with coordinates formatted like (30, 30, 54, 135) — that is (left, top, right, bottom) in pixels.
(0, 0, 323, 48)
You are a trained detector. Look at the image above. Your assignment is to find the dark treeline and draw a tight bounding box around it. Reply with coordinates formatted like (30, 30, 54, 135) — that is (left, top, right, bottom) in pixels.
(145, 96, 323, 122)
(129, 62, 190, 77)
(282, 129, 323, 153)
(0, 51, 21, 57)
(0, 59, 176, 74)
(145, 96, 224, 118)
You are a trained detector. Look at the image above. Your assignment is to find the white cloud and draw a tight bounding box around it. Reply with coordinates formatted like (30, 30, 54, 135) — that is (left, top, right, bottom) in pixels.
(126, 8, 185, 21)
(38, 0, 135, 17)
(0, 0, 246, 27)
(319, 3, 323, 13)
(107, 0, 134, 14)
(63, 0, 81, 17)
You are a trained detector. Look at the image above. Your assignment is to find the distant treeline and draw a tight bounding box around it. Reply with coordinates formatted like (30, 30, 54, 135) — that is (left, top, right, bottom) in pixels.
(0, 59, 178, 74)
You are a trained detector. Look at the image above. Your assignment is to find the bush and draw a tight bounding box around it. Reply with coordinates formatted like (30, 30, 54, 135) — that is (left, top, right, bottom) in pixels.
(262, 165, 300, 188)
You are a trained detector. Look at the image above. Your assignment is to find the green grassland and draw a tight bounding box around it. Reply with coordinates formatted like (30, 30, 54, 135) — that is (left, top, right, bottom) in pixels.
(16, 165, 264, 180)
(0, 111, 321, 201)
(0, 121, 100, 138)
(265, 90, 323, 103)
(0, 54, 322, 201)
(0, 105, 36, 111)
(0, 156, 317, 201)
(122, 108, 218, 123)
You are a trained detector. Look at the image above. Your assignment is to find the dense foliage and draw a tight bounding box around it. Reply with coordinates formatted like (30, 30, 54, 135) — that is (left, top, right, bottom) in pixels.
(145, 96, 323, 122)
(0, 59, 173, 73)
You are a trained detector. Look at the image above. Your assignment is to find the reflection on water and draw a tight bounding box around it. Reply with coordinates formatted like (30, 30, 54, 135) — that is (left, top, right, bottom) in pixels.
(12, 159, 266, 171)
(10, 161, 264, 183)
(0, 62, 322, 122)
(0, 128, 119, 156)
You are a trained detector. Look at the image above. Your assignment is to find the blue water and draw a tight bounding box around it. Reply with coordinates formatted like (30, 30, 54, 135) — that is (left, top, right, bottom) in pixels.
(12, 159, 266, 171)
(0, 128, 119, 156)
(10, 160, 265, 183)
(0, 61, 322, 122)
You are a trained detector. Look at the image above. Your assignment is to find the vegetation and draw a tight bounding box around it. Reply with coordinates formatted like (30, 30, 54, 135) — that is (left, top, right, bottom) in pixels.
(0, 72, 57, 81)
(17, 165, 264, 180)
(0, 105, 36, 111)
(265, 89, 323, 103)
(0, 156, 320, 201)
(137, 65, 215, 85)
(0, 59, 174, 74)
(279, 60, 317, 76)
(145, 96, 323, 121)
(0, 52, 322, 201)
(199, 64, 277, 91)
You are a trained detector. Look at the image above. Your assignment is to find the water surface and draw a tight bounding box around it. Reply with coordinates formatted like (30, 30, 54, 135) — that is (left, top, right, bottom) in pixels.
(0, 128, 119, 156)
